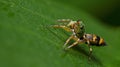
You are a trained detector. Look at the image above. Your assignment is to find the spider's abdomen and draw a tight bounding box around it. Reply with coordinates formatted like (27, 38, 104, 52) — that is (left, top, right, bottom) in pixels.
(84, 34, 106, 46)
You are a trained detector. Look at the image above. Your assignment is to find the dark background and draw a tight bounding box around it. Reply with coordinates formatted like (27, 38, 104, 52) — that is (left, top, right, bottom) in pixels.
(53, 0, 120, 26)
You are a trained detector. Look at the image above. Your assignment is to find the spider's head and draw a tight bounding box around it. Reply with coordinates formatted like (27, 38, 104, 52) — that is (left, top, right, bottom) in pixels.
(67, 21, 76, 29)
(67, 20, 83, 29)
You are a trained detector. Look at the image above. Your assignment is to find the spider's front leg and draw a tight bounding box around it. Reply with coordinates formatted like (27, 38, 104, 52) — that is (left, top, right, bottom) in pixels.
(52, 25, 71, 32)
(65, 39, 84, 50)
(63, 34, 74, 48)
(63, 29, 79, 49)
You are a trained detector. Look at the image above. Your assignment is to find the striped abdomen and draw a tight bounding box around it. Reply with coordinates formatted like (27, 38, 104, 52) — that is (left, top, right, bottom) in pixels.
(83, 34, 106, 46)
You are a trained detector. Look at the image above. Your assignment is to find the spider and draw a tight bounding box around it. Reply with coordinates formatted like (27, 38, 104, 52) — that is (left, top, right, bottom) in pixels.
(53, 19, 106, 59)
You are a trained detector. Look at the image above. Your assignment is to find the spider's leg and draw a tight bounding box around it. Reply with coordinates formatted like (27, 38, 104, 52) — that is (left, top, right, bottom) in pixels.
(87, 41, 92, 60)
(65, 39, 83, 49)
(52, 25, 66, 28)
(71, 29, 76, 37)
(88, 45, 92, 60)
(57, 19, 71, 22)
(63, 35, 74, 48)
(52, 25, 71, 32)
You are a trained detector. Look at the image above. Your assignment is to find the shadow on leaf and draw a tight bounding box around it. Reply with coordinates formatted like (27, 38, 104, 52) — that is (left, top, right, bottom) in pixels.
(63, 45, 104, 66)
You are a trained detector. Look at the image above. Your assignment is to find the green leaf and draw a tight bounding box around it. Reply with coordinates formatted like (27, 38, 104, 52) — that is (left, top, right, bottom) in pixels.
(0, 0, 120, 67)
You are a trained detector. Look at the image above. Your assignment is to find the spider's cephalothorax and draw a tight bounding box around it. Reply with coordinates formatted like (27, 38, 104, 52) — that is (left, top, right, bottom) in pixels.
(67, 20, 85, 38)
(53, 19, 85, 38)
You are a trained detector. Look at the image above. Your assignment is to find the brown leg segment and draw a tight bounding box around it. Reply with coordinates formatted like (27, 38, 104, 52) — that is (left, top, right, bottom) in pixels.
(65, 39, 83, 50)
(88, 46, 92, 60)
(63, 35, 74, 48)
(52, 25, 71, 32)
(86, 41, 93, 60)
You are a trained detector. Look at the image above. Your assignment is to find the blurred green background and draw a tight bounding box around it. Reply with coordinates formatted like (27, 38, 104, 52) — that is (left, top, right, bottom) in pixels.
(53, 0, 120, 26)
(0, 0, 120, 67)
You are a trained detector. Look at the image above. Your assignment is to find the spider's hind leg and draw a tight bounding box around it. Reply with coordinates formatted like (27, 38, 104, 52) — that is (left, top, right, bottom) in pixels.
(87, 41, 93, 60)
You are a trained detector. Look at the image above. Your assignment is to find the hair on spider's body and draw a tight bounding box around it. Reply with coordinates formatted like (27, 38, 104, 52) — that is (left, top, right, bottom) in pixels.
(52, 19, 106, 59)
